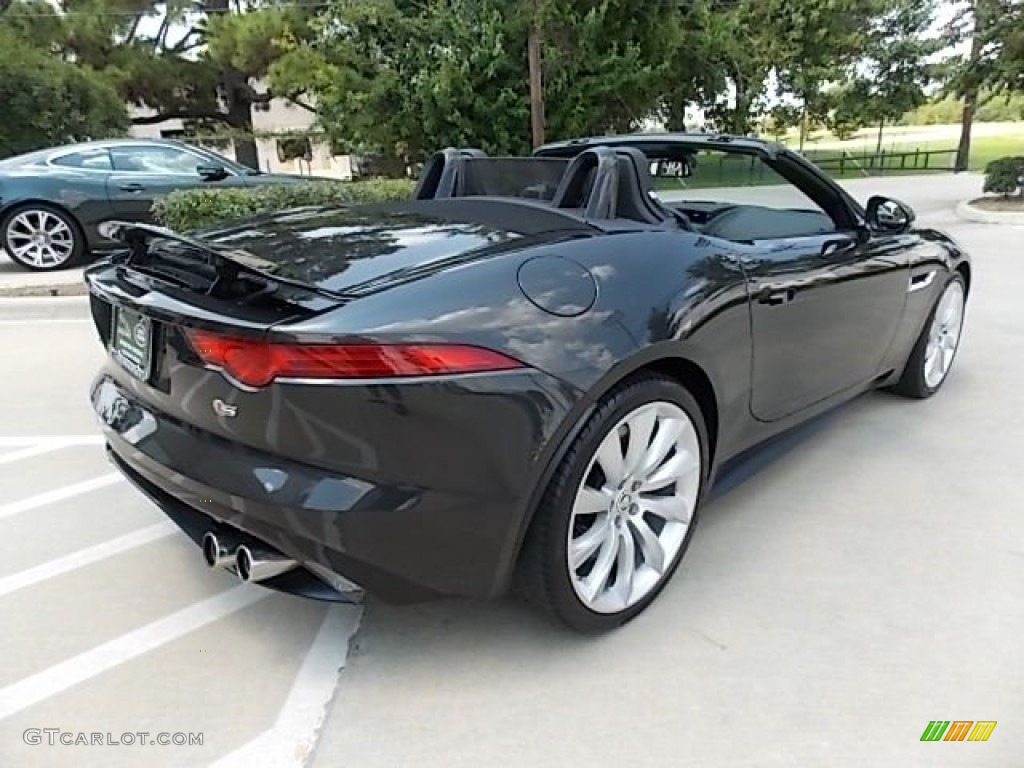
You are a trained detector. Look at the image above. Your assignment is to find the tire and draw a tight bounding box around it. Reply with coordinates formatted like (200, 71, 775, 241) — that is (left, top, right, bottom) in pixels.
(1, 203, 87, 271)
(516, 374, 709, 633)
(890, 273, 967, 399)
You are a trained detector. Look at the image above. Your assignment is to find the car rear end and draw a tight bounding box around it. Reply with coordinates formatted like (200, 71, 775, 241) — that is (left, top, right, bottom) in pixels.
(85, 217, 582, 602)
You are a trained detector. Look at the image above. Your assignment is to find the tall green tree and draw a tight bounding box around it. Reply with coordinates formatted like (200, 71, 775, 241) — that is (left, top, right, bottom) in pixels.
(662, 0, 784, 135)
(944, 0, 1002, 170)
(271, 0, 530, 165)
(0, 27, 127, 156)
(277, 0, 680, 166)
(769, 0, 886, 149)
(2, 0, 317, 169)
(539, 0, 680, 137)
(948, 0, 1024, 96)
(832, 0, 939, 151)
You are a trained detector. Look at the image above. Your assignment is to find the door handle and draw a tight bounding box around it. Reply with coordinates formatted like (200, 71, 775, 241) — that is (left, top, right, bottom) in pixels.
(908, 270, 937, 293)
(820, 238, 856, 259)
(757, 285, 796, 305)
(119, 183, 145, 192)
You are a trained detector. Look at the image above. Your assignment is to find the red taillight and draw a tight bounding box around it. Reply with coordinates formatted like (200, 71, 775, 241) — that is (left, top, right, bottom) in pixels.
(186, 330, 524, 388)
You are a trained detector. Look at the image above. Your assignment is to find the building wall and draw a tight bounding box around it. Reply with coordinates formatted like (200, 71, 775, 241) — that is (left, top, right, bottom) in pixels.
(128, 99, 354, 179)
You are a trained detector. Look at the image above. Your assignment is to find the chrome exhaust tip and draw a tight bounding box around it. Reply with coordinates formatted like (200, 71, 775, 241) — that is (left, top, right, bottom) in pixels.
(235, 543, 298, 583)
(201, 531, 239, 569)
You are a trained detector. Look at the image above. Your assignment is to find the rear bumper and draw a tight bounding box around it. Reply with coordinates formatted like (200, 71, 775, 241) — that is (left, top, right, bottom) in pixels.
(91, 371, 578, 602)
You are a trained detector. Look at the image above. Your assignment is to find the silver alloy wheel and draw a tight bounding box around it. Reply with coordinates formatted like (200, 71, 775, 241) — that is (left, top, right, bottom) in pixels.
(567, 401, 701, 614)
(923, 280, 965, 389)
(5, 209, 76, 268)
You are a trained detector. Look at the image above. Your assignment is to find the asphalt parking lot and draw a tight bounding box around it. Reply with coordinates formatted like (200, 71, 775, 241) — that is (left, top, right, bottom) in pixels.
(0, 174, 1020, 767)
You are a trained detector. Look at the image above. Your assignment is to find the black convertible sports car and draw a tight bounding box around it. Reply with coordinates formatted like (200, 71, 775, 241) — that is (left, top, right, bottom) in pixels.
(0, 138, 303, 271)
(86, 133, 970, 632)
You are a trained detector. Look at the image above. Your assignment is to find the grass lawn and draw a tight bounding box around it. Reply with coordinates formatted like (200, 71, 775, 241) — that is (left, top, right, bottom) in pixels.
(963, 134, 1024, 170)
(650, 124, 1023, 190)
(794, 123, 1023, 172)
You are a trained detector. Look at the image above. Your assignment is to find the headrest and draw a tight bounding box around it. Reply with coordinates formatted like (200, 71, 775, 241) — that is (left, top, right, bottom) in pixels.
(412, 148, 488, 199)
(550, 147, 620, 219)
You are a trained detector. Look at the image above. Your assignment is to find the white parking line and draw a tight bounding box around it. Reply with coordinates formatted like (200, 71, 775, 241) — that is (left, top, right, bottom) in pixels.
(0, 435, 105, 448)
(0, 444, 66, 466)
(0, 473, 123, 521)
(0, 586, 268, 721)
(0, 521, 177, 598)
(210, 605, 363, 768)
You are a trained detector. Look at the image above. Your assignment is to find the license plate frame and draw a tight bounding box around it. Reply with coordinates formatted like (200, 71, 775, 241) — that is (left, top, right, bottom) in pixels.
(109, 305, 154, 382)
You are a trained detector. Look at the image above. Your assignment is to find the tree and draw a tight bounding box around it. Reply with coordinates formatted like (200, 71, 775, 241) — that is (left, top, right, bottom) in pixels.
(269, 0, 535, 166)
(279, 0, 679, 166)
(539, 0, 680, 137)
(987, 1, 1024, 92)
(2, 0, 318, 169)
(0, 28, 127, 157)
(949, 0, 1024, 96)
(832, 0, 939, 152)
(196, 2, 321, 168)
(662, 0, 894, 142)
(943, 0, 1023, 170)
(770, 0, 886, 149)
(662, 0, 783, 135)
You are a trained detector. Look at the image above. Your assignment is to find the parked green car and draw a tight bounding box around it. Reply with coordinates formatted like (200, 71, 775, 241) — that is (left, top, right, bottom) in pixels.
(0, 138, 305, 271)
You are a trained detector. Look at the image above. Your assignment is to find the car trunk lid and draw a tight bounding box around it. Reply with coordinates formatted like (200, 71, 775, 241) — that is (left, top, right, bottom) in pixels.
(84, 205, 581, 466)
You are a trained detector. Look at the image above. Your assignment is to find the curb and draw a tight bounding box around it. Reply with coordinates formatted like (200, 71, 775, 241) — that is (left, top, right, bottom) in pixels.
(955, 199, 1024, 224)
(0, 295, 91, 321)
(0, 283, 88, 298)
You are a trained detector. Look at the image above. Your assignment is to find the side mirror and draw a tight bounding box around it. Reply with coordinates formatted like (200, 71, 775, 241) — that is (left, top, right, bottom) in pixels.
(196, 164, 229, 182)
(865, 195, 915, 233)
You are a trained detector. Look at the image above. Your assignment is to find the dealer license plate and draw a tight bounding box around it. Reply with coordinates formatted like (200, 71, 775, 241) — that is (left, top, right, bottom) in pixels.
(110, 305, 153, 381)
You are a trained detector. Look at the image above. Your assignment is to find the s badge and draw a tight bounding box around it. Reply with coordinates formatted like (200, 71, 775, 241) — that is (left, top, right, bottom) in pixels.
(211, 398, 238, 419)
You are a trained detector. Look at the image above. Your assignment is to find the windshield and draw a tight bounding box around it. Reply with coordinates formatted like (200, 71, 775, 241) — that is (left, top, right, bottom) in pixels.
(194, 145, 260, 175)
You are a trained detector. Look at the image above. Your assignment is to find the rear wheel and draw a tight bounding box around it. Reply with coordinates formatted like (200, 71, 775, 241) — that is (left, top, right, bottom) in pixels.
(1, 204, 86, 271)
(890, 274, 966, 399)
(517, 375, 708, 633)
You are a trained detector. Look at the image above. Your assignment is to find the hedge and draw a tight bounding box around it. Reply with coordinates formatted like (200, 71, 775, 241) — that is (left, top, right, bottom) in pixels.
(151, 178, 414, 232)
(982, 156, 1024, 197)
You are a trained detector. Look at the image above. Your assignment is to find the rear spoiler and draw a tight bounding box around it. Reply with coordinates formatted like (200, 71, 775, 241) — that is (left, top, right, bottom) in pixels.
(98, 220, 347, 299)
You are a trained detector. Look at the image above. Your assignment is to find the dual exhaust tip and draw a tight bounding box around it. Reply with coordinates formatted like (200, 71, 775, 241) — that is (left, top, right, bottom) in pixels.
(201, 530, 297, 583)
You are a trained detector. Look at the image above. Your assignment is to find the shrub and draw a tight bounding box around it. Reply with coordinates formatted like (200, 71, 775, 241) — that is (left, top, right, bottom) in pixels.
(982, 156, 1024, 197)
(152, 178, 414, 231)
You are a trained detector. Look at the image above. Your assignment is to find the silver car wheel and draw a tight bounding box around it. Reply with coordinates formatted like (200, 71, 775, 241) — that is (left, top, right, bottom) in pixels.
(567, 401, 701, 614)
(5, 209, 76, 268)
(923, 280, 965, 389)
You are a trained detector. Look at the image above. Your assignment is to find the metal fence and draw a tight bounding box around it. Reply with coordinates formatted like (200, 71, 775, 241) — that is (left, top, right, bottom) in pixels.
(654, 147, 961, 191)
(805, 148, 959, 177)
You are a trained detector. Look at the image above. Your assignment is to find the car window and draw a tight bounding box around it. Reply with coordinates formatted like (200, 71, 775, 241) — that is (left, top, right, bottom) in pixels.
(110, 146, 206, 175)
(652, 149, 838, 241)
(51, 149, 113, 171)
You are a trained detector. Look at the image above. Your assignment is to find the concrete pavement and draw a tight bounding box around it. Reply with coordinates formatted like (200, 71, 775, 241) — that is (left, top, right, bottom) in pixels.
(0, 317, 362, 767)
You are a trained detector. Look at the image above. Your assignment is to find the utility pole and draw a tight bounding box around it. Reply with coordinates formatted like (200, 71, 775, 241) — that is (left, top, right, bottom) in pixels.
(528, 1, 545, 148)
